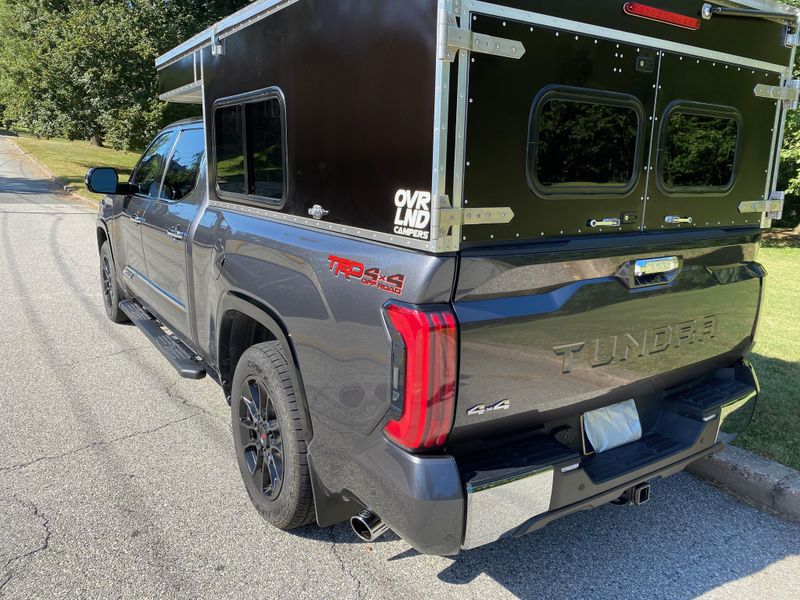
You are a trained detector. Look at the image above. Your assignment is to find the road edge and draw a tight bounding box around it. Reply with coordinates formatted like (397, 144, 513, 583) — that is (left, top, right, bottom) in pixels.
(688, 443, 800, 521)
(2, 136, 97, 210)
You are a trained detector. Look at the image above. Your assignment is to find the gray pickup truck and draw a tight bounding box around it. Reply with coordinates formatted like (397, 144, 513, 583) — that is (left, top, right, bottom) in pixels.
(86, 0, 796, 555)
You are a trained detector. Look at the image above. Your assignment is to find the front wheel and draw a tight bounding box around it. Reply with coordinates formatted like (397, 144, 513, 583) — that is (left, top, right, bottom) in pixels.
(99, 241, 128, 323)
(231, 341, 315, 529)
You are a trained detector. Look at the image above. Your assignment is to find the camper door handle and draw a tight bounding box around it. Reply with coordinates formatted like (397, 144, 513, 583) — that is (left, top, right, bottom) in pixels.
(664, 215, 694, 225)
(588, 217, 621, 228)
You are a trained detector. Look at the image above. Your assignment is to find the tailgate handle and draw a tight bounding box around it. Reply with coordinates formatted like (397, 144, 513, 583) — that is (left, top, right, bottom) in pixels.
(617, 256, 682, 289)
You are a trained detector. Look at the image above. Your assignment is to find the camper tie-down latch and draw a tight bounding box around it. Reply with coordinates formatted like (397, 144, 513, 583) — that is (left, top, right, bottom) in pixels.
(754, 80, 800, 110)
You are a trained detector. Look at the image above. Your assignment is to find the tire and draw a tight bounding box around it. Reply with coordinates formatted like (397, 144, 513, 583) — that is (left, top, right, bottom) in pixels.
(99, 241, 128, 324)
(230, 341, 315, 529)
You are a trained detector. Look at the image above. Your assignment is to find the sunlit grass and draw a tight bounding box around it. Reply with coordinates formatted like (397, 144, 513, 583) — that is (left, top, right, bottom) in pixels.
(736, 246, 800, 470)
(11, 132, 139, 202)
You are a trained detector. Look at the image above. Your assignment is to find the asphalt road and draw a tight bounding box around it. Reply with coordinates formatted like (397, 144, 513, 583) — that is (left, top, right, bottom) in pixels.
(1, 136, 799, 599)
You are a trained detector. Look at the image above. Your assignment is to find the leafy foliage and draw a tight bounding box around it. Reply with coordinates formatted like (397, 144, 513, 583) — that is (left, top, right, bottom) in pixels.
(0, 0, 249, 150)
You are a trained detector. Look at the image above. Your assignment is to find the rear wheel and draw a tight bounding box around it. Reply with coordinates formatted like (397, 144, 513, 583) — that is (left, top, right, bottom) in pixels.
(99, 241, 128, 323)
(231, 341, 315, 529)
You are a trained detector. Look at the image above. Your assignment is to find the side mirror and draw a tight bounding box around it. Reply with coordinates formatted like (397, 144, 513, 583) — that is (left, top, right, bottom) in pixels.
(85, 167, 119, 194)
(85, 167, 139, 195)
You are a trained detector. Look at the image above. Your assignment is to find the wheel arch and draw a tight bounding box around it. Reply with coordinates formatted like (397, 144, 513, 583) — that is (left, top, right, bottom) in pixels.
(216, 291, 311, 436)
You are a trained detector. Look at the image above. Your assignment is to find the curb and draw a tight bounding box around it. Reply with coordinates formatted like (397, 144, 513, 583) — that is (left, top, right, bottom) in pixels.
(687, 444, 800, 521)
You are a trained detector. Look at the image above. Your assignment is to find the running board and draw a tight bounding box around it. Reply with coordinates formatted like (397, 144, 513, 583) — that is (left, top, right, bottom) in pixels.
(119, 299, 206, 380)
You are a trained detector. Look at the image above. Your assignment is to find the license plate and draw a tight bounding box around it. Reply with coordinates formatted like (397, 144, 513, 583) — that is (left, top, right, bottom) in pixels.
(581, 399, 643, 454)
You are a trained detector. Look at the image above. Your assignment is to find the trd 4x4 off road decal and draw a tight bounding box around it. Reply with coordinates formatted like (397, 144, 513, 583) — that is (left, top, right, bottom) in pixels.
(327, 255, 406, 296)
(393, 190, 431, 241)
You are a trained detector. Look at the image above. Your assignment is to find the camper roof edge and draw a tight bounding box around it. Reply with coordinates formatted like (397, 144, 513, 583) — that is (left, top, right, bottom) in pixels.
(155, 0, 301, 70)
(155, 0, 799, 71)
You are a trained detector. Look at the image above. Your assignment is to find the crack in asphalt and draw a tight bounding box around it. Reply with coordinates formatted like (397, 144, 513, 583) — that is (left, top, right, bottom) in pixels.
(165, 380, 228, 426)
(0, 413, 202, 475)
(327, 527, 365, 600)
(0, 496, 52, 595)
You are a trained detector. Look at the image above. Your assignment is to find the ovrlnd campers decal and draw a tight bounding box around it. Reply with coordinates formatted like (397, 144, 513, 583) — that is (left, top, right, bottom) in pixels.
(393, 190, 431, 241)
(327, 255, 406, 296)
(554, 315, 719, 374)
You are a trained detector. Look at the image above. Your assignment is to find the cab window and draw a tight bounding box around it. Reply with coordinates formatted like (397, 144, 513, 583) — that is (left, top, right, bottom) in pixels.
(161, 128, 205, 201)
(130, 131, 175, 198)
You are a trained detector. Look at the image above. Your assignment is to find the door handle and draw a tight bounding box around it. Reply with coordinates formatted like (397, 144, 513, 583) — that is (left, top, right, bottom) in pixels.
(167, 226, 186, 241)
(664, 215, 694, 225)
(128, 213, 145, 225)
(587, 217, 621, 228)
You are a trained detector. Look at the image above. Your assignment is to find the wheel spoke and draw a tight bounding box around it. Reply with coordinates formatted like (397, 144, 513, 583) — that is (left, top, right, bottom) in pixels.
(241, 380, 261, 424)
(265, 452, 282, 497)
(243, 445, 260, 476)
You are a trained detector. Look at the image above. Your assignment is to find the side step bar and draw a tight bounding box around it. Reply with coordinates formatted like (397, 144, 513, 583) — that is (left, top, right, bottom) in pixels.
(119, 299, 206, 380)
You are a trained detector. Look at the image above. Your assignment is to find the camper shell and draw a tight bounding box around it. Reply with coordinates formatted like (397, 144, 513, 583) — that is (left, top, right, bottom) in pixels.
(87, 0, 799, 554)
(156, 0, 796, 252)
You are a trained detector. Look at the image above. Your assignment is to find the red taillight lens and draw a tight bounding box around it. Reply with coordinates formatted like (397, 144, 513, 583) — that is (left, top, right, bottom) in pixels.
(383, 304, 457, 451)
(623, 2, 701, 30)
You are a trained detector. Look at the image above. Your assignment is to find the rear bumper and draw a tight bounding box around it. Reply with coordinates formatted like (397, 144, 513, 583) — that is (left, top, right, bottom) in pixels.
(354, 361, 757, 555)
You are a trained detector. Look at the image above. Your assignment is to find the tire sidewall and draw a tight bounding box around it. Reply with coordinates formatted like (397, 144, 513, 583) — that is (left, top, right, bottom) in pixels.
(100, 242, 125, 322)
(230, 346, 307, 528)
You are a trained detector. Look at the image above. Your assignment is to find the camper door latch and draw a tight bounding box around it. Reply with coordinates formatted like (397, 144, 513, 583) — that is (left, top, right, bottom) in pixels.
(754, 80, 800, 110)
(739, 192, 784, 220)
(439, 205, 515, 227)
(440, 26, 526, 62)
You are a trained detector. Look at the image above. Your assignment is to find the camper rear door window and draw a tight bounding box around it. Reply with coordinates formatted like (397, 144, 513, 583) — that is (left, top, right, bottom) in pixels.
(659, 104, 740, 194)
(214, 91, 285, 204)
(528, 87, 644, 196)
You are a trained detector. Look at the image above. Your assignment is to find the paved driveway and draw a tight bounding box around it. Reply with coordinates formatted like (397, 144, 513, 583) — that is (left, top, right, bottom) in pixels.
(1, 136, 799, 599)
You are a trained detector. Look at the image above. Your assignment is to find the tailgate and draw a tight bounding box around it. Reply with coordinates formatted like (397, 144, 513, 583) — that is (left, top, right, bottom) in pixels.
(450, 236, 764, 439)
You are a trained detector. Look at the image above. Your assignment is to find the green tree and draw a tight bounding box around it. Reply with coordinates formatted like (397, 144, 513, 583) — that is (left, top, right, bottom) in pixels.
(0, 0, 249, 150)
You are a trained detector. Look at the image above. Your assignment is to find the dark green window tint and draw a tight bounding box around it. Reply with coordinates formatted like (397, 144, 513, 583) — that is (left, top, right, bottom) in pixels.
(246, 99, 284, 199)
(215, 105, 245, 195)
(532, 98, 639, 193)
(662, 111, 738, 191)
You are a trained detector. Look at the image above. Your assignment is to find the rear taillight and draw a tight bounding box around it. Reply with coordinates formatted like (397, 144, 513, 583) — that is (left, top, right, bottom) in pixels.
(383, 303, 457, 451)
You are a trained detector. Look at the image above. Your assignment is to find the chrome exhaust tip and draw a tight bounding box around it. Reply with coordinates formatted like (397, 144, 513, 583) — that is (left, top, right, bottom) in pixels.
(350, 509, 389, 542)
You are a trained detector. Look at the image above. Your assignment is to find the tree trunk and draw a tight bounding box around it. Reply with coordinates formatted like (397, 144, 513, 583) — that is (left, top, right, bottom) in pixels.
(90, 135, 104, 148)
(793, 223, 800, 234)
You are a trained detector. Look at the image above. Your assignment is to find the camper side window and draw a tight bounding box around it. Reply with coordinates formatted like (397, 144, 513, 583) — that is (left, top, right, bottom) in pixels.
(659, 105, 740, 194)
(528, 87, 643, 196)
(213, 93, 285, 204)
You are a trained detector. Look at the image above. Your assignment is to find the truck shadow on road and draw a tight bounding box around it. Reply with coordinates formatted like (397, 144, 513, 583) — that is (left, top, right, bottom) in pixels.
(432, 473, 800, 597)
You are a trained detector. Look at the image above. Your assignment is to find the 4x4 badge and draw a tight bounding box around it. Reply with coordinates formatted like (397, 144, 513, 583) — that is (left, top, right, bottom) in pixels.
(467, 399, 510, 416)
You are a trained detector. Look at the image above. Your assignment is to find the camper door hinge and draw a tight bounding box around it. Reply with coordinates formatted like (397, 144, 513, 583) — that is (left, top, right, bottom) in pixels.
(439, 25, 526, 62)
(739, 191, 784, 220)
(754, 80, 800, 110)
(439, 205, 515, 227)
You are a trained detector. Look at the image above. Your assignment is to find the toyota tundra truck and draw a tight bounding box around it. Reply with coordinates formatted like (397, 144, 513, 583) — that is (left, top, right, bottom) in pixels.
(86, 0, 797, 555)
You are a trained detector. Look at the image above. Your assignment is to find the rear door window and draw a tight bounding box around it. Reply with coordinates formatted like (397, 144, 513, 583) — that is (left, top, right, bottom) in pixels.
(660, 105, 740, 193)
(161, 128, 205, 201)
(529, 88, 643, 195)
(131, 132, 175, 198)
